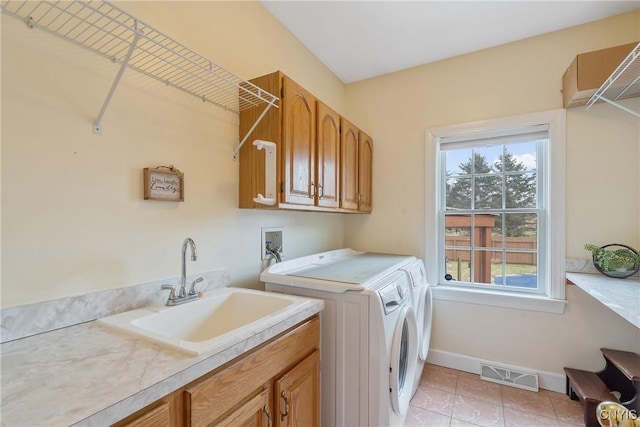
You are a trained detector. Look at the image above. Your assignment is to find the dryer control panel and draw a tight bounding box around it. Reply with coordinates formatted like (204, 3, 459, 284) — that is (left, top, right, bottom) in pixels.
(405, 260, 427, 288)
(378, 272, 412, 314)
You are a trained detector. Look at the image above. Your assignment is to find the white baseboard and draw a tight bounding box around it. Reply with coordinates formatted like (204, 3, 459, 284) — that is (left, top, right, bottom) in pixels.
(426, 349, 566, 394)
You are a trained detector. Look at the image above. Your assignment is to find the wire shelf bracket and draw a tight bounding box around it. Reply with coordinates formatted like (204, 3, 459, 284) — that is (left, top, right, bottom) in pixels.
(232, 103, 275, 160)
(93, 22, 142, 135)
(587, 42, 640, 118)
(0, 0, 279, 141)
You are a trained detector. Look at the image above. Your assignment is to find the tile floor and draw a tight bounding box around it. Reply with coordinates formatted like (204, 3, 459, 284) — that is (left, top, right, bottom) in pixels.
(406, 364, 585, 427)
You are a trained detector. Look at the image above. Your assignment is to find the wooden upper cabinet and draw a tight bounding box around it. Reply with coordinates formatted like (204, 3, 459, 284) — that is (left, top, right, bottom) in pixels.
(340, 122, 373, 212)
(316, 102, 340, 208)
(238, 71, 372, 213)
(282, 76, 316, 206)
(358, 131, 373, 213)
(340, 118, 359, 210)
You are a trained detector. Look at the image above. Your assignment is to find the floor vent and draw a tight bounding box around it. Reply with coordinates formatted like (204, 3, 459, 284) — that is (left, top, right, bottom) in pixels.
(480, 363, 539, 392)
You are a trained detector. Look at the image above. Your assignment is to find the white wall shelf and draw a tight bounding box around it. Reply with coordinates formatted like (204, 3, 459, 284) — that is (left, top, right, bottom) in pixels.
(587, 42, 640, 118)
(0, 0, 279, 140)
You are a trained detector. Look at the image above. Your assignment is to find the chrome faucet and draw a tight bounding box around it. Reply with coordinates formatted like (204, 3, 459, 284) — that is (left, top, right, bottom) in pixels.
(180, 237, 197, 298)
(161, 238, 202, 306)
(265, 243, 282, 263)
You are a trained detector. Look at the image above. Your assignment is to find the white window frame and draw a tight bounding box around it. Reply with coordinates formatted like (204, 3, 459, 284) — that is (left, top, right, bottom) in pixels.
(425, 109, 567, 314)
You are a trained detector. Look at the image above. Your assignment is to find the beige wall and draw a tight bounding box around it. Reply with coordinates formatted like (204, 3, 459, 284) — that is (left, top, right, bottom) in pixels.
(1, 1, 346, 308)
(1, 1, 638, 380)
(343, 11, 640, 375)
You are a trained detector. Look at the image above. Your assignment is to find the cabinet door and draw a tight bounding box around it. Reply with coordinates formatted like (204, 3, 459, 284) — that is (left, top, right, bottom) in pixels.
(282, 76, 316, 206)
(358, 131, 373, 212)
(316, 102, 340, 208)
(217, 387, 272, 427)
(275, 350, 320, 427)
(340, 118, 359, 210)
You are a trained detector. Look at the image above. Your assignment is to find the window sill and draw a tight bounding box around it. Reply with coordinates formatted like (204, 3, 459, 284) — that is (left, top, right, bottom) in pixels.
(431, 285, 567, 314)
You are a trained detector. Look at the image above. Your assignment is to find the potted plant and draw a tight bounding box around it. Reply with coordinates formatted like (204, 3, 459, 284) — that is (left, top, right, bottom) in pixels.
(584, 243, 640, 278)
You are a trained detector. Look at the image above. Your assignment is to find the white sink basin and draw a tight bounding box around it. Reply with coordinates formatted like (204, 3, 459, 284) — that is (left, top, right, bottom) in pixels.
(98, 287, 314, 356)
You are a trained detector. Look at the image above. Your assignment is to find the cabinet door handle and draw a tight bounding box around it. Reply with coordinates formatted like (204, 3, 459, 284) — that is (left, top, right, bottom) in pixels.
(280, 391, 289, 422)
(263, 404, 272, 427)
(310, 183, 316, 198)
(318, 184, 324, 199)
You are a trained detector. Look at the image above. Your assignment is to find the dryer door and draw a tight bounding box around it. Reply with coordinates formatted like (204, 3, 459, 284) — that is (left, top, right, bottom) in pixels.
(389, 305, 418, 415)
(419, 284, 433, 361)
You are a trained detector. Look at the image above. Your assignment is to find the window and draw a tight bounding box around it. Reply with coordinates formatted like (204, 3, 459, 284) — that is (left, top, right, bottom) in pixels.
(425, 110, 566, 313)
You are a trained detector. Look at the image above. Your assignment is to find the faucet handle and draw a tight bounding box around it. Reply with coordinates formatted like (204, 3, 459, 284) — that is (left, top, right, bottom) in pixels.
(161, 284, 177, 301)
(189, 277, 203, 295)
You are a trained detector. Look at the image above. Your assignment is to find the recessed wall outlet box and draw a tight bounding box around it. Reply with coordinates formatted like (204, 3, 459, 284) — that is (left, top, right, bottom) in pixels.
(261, 227, 284, 261)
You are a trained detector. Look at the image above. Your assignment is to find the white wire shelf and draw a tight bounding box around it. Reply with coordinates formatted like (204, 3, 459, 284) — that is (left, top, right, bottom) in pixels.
(0, 0, 279, 143)
(587, 42, 640, 118)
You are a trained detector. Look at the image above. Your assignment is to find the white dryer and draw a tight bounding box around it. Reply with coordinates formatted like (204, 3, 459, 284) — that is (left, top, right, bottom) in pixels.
(401, 259, 433, 396)
(261, 249, 419, 427)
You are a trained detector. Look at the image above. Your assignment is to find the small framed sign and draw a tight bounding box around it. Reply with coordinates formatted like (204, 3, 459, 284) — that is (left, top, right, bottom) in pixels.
(144, 166, 184, 202)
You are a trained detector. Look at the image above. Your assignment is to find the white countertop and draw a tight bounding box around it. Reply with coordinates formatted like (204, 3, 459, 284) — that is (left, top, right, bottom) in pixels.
(0, 298, 323, 426)
(566, 272, 640, 329)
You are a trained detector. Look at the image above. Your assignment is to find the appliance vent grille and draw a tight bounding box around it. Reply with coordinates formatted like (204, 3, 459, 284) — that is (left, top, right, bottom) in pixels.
(480, 364, 539, 392)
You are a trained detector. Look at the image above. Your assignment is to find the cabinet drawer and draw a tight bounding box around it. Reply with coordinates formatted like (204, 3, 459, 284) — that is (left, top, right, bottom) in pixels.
(184, 316, 319, 426)
(113, 398, 175, 427)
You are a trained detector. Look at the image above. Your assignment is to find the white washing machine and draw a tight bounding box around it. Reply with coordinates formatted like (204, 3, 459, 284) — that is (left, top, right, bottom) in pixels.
(401, 259, 433, 396)
(261, 248, 419, 427)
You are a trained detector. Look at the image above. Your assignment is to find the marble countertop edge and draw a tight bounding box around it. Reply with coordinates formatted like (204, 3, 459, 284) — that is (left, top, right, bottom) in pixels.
(1, 299, 323, 427)
(566, 272, 640, 329)
(78, 303, 323, 427)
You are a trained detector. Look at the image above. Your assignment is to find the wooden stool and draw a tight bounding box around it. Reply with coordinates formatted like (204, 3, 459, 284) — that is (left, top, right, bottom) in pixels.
(564, 348, 639, 427)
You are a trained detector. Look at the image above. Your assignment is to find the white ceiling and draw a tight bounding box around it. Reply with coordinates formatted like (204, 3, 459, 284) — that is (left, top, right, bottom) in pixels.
(262, 1, 640, 83)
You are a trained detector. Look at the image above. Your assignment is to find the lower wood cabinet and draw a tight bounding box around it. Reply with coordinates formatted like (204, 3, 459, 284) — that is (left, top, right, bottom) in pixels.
(112, 316, 320, 427)
(275, 350, 320, 427)
(213, 350, 320, 427)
